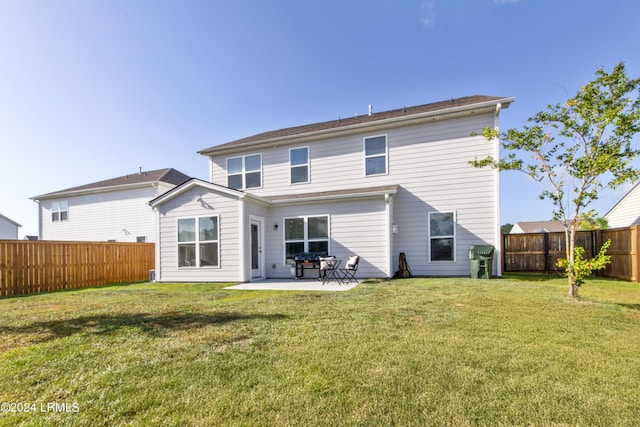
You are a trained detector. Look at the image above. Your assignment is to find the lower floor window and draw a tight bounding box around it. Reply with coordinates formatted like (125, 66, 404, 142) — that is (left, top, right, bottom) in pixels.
(429, 211, 456, 261)
(178, 216, 219, 267)
(284, 215, 329, 263)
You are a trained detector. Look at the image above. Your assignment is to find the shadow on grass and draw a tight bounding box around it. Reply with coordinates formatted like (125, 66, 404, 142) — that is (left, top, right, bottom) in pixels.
(617, 303, 640, 311)
(0, 311, 288, 343)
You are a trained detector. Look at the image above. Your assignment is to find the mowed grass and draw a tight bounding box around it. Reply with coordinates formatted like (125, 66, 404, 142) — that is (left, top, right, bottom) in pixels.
(1, 275, 640, 426)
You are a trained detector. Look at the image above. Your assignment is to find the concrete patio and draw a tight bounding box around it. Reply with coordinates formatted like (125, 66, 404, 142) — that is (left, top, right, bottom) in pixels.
(224, 278, 358, 292)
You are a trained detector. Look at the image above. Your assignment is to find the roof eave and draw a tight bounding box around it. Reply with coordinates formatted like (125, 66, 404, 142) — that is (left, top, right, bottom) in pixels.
(269, 186, 399, 205)
(31, 181, 164, 201)
(199, 97, 514, 157)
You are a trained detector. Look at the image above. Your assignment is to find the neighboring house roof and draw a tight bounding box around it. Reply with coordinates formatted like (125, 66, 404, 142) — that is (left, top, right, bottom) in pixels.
(32, 168, 191, 200)
(511, 221, 567, 233)
(199, 95, 513, 155)
(0, 213, 22, 228)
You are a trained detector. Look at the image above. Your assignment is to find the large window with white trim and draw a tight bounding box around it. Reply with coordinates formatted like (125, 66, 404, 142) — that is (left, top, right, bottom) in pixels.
(364, 135, 387, 176)
(51, 201, 68, 222)
(290, 147, 309, 184)
(429, 211, 456, 261)
(284, 215, 329, 263)
(227, 154, 262, 189)
(178, 216, 219, 267)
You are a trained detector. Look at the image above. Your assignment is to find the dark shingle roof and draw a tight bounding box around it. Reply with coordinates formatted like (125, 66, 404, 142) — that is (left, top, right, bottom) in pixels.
(33, 168, 191, 199)
(199, 95, 512, 155)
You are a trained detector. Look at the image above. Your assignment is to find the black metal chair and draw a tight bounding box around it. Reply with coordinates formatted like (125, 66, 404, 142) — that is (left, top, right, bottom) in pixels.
(339, 256, 360, 284)
(320, 257, 341, 285)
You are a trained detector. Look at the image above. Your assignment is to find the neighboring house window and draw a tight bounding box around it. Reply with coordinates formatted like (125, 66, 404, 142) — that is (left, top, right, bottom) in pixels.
(177, 216, 219, 267)
(51, 201, 68, 222)
(429, 211, 456, 261)
(290, 147, 309, 184)
(364, 135, 387, 176)
(227, 154, 262, 189)
(136, 236, 146, 243)
(284, 215, 329, 263)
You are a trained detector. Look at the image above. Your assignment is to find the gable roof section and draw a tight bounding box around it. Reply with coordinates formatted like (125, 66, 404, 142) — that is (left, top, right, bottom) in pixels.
(149, 178, 270, 208)
(0, 213, 22, 228)
(32, 168, 191, 200)
(199, 95, 513, 156)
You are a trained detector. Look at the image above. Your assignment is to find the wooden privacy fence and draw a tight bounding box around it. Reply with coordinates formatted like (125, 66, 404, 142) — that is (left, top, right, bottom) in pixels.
(0, 240, 155, 297)
(502, 225, 640, 282)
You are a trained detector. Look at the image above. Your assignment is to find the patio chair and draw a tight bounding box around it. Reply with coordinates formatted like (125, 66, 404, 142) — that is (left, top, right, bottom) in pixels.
(320, 256, 341, 285)
(339, 255, 360, 284)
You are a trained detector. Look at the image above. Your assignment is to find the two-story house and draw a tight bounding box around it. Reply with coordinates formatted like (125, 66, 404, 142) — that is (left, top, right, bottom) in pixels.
(149, 95, 513, 282)
(32, 168, 190, 242)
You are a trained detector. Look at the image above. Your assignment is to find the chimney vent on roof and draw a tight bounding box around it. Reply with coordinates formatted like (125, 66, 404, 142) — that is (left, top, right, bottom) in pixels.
(368, 104, 372, 116)
(139, 167, 142, 175)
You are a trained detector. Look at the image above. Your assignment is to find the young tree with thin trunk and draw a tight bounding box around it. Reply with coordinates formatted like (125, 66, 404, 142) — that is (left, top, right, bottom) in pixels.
(471, 62, 640, 296)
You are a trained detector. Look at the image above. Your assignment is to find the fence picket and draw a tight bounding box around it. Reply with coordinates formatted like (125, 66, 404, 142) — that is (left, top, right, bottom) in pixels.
(503, 225, 640, 282)
(0, 241, 155, 297)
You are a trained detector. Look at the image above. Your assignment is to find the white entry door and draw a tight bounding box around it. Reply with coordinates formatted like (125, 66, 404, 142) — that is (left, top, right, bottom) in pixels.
(250, 218, 264, 279)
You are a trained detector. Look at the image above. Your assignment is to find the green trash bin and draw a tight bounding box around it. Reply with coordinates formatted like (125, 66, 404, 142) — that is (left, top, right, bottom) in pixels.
(469, 245, 495, 279)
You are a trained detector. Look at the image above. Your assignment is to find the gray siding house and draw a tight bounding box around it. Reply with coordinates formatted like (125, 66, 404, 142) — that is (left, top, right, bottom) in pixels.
(150, 95, 513, 282)
(32, 168, 190, 242)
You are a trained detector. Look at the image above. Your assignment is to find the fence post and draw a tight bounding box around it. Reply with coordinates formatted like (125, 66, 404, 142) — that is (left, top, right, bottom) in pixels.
(631, 225, 640, 282)
(543, 232, 549, 274)
(501, 232, 505, 274)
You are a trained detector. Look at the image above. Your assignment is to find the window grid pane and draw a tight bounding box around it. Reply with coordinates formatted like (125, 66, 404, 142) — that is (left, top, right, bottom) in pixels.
(291, 166, 309, 184)
(290, 147, 308, 166)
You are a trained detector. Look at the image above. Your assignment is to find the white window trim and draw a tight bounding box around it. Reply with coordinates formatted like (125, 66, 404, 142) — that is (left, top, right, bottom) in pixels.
(226, 153, 263, 190)
(363, 134, 388, 176)
(176, 215, 221, 269)
(289, 146, 310, 184)
(51, 200, 69, 222)
(428, 211, 457, 262)
(282, 215, 330, 265)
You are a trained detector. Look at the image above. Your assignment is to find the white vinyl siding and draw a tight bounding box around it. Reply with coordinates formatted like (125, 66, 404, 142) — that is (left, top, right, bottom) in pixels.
(605, 184, 640, 228)
(156, 188, 242, 282)
(208, 112, 500, 277)
(39, 184, 173, 242)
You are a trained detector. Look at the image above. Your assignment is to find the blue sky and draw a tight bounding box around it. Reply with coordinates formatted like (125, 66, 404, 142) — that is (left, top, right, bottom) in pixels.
(1, 0, 639, 237)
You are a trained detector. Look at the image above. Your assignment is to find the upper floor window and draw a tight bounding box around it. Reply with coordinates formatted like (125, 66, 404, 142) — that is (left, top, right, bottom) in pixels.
(178, 216, 219, 267)
(429, 211, 456, 262)
(51, 201, 68, 222)
(290, 147, 309, 184)
(364, 135, 387, 176)
(227, 154, 262, 189)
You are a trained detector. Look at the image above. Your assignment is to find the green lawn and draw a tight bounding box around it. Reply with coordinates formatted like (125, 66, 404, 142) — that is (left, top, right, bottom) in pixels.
(1, 275, 639, 426)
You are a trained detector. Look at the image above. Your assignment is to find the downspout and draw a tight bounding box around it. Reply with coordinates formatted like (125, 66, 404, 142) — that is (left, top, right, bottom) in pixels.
(385, 194, 393, 279)
(153, 206, 161, 282)
(493, 103, 503, 277)
(238, 195, 247, 282)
